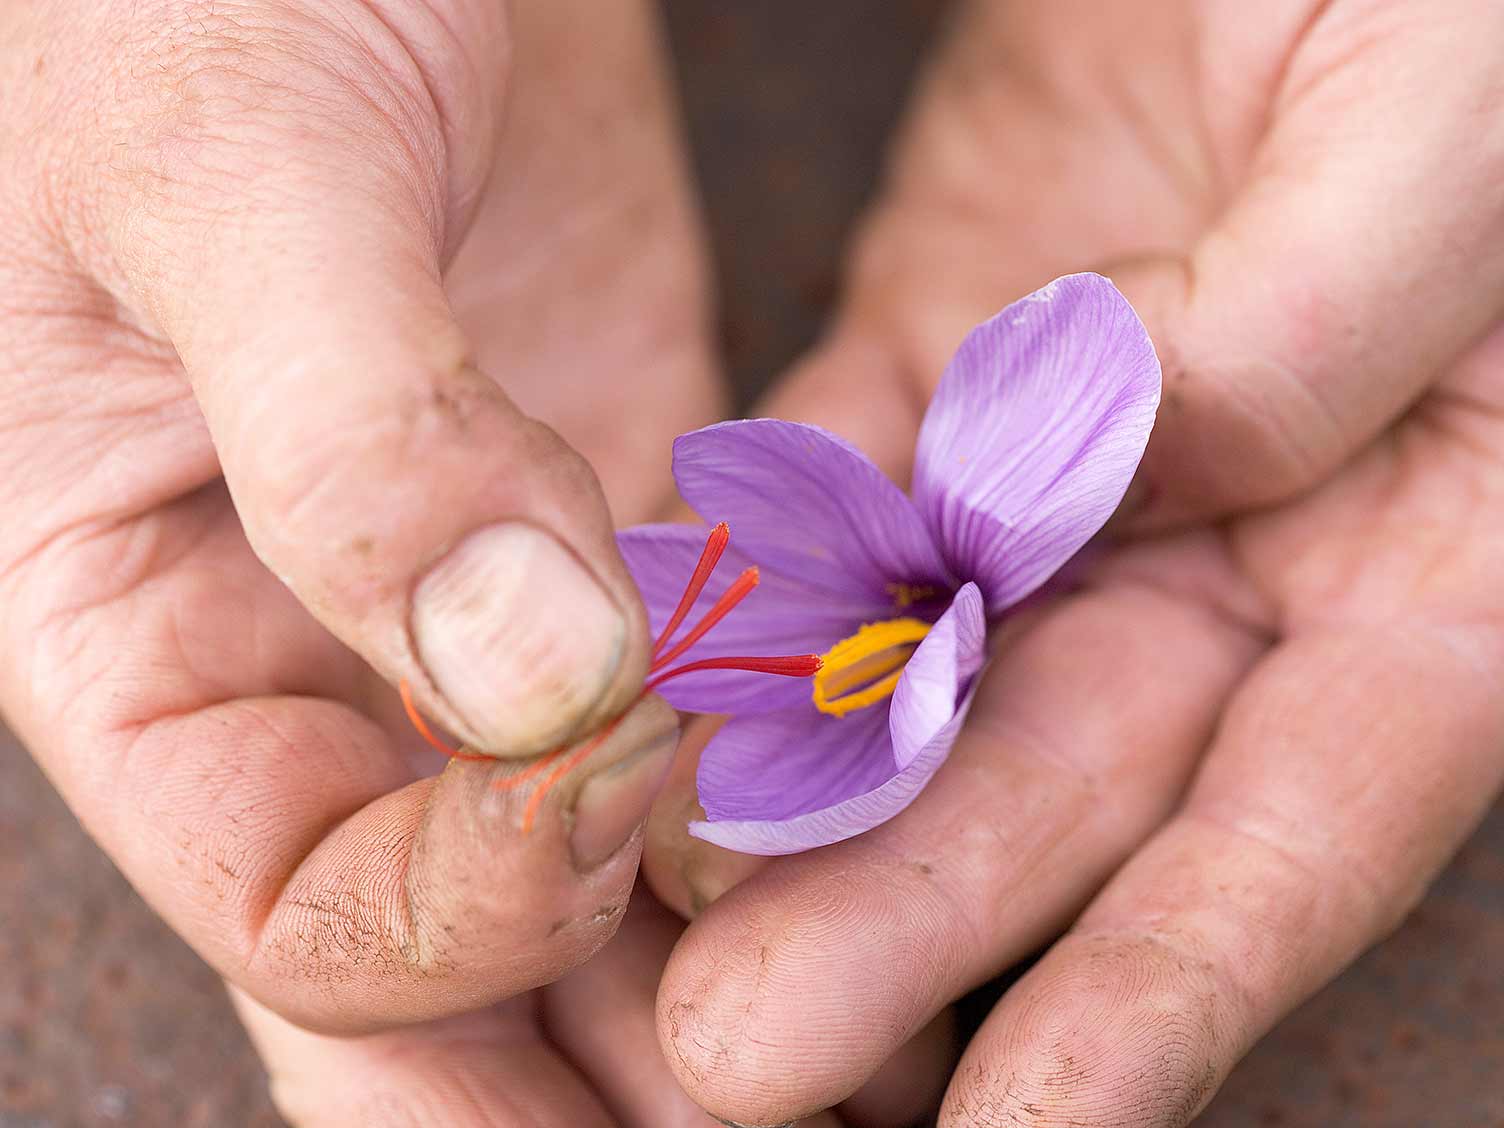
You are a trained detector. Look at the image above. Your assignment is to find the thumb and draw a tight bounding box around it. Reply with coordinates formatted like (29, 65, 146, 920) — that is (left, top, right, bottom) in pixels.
(1116, 8, 1504, 527)
(93, 6, 648, 755)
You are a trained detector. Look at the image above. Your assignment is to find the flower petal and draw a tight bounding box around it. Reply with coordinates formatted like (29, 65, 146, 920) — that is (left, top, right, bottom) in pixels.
(913, 273, 1161, 614)
(617, 523, 879, 714)
(695, 704, 893, 823)
(890, 582, 986, 769)
(690, 584, 985, 855)
(673, 420, 953, 601)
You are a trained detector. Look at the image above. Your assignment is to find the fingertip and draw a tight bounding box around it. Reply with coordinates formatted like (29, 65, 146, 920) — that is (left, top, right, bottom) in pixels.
(226, 355, 655, 761)
(656, 862, 937, 1124)
(939, 932, 1229, 1128)
(656, 910, 817, 1122)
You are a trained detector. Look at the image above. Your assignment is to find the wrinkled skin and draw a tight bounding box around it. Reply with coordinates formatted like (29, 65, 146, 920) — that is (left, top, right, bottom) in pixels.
(644, 2, 1504, 1125)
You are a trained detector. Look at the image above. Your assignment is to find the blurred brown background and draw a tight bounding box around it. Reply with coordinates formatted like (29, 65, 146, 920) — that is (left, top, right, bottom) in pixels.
(4, 4, 1503, 1126)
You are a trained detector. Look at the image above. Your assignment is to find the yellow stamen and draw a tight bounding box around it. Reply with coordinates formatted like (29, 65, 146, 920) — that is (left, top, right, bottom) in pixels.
(813, 617, 932, 718)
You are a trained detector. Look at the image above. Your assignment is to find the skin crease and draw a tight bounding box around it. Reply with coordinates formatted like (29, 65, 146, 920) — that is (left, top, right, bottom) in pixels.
(644, 1, 1504, 1126)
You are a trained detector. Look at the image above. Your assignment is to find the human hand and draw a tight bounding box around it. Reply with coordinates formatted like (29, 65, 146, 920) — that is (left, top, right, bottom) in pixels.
(643, 1, 1504, 1124)
(0, 0, 737, 1122)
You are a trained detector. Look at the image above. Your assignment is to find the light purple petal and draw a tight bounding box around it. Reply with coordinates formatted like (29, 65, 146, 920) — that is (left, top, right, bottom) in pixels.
(673, 420, 953, 602)
(696, 704, 893, 823)
(691, 584, 986, 855)
(889, 582, 986, 769)
(913, 273, 1161, 615)
(617, 523, 880, 714)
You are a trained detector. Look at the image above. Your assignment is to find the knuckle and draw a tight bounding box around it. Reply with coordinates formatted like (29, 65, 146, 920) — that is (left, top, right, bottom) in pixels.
(230, 359, 493, 573)
(1155, 259, 1357, 511)
(1169, 347, 1345, 507)
(240, 406, 406, 546)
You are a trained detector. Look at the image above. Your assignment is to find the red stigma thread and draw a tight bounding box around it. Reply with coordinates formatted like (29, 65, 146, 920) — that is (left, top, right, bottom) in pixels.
(650, 565, 759, 673)
(647, 653, 822, 691)
(398, 523, 821, 832)
(652, 521, 728, 659)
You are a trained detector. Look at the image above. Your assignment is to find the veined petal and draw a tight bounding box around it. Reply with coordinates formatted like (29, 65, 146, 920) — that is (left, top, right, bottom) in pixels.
(691, 584, 985, 855)
(695, 704, 892, 824)
(890, 582, 986, 769)
(617, 523, 878, 713)
(673, 420, 953, 601)
(913, 273, 1161, 615)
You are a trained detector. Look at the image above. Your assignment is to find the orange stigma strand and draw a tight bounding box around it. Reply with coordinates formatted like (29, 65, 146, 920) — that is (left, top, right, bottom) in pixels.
(520, 710, 629, 834)
(647, 653, 822, 691)
(652, 522, 730, 659)
(505, 649, 824, 831)
(490, 744, 566, 793)
(399, 680, 491, 762)
(650, 566, 760, 674)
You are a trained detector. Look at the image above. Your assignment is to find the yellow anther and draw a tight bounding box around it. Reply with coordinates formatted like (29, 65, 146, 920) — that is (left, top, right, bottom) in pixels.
(812, 617, 932, 718)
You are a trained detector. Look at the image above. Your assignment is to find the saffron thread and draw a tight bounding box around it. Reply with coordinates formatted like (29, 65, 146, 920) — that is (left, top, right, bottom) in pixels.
(649, 566, 759, 673)
(521, 713, 627, 834)
(651, 521, 729, 659)
(490, 745, 567, 792)
(647, 653, 821, 691)
(398, 523, 821, 833)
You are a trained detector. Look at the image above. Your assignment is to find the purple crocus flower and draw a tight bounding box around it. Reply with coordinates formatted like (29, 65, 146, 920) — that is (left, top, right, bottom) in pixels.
(619, 273, 1160, 855)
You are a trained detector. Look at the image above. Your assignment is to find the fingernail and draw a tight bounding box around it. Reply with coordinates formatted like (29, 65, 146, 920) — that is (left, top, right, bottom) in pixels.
(413, 522, 625, 756)
(715, 1120, 796, 1128)
(570, 733, 678, 870)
